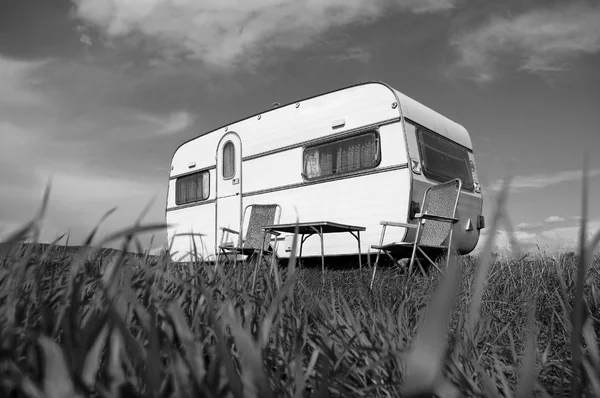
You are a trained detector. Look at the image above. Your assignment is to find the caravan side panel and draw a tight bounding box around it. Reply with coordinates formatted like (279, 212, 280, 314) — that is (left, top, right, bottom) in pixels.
(240, 121, 411, 258)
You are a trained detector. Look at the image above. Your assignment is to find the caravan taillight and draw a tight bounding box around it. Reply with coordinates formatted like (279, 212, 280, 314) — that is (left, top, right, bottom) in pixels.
(410, 201, 420, 219)
(477, 215, 485, 230)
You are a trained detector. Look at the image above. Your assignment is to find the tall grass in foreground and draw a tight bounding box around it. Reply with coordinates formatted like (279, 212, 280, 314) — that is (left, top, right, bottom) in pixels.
(1, 167, 599, 397)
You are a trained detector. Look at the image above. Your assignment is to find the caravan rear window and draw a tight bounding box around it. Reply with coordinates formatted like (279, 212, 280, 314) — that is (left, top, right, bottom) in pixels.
(175, 171, 210, 205)
(303, 131, 380, 179)
(417, 127, 474, 191)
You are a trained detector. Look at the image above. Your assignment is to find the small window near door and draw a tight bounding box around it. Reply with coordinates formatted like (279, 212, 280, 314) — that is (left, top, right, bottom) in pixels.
(175, 171, 209, 205)
(223, 141, 235, 179)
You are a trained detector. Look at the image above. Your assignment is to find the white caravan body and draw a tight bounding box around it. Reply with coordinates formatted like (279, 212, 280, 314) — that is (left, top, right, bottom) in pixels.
(165, 82, 484, 263)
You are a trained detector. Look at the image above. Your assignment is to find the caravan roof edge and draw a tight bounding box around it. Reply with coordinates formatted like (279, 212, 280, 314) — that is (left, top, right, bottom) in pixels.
(168, 80, 473, 162)
(394, 89, 472, 150)
(169, 80, 397, 161)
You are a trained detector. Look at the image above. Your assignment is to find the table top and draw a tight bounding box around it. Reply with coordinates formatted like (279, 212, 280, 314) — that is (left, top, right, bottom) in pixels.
(261, 221, 365, 234)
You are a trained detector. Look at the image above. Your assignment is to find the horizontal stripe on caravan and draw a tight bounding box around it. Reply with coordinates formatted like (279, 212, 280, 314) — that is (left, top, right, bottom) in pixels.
(169, 117, 400, 180)
(166, 163, 409, 212)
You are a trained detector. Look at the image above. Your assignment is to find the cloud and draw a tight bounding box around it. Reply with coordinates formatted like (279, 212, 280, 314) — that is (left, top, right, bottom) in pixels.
(325, 47, 372, 63)
(451, 2, 600, 82)
(473, 219, 600, 256)
(515, 216, 571, 231)
(539, 220, 600, 251)
(72, 0, 459, 69)
(137, 111, 195, 136)
(474, 228, 532, 255)
(545, 215, 564, 224)
(516, 222, 539, 230)
(514, 231, 537, 241)
(488, 169, 600, 193)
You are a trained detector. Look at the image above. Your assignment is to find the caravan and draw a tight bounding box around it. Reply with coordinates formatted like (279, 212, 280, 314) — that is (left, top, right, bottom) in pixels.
(165, 82, 484, 263)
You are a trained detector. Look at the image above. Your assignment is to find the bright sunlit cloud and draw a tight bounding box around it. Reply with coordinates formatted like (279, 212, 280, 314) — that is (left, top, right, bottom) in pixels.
(72, 0, 459, 69)
(544, 215, 564, 224)
(474, 219, 600, 255)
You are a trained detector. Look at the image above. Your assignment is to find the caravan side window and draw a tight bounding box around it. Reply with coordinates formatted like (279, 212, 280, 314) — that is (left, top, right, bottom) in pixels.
(417, 127, 474, 191)
(222, 141, 235, 179)
(175, 171, 210, 205)
(303, 131, 380, 179)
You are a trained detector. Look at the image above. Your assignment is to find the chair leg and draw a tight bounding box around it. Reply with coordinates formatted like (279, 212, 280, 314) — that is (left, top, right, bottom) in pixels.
(371, 225, 389, 289)
(445, 229, 455, 270)
(407, 252, 416, 276)
(408, 226, 422, 276)
(215, 248, 226, 273)
(251, 252, 261, 295)
(370, 249, 382, 289)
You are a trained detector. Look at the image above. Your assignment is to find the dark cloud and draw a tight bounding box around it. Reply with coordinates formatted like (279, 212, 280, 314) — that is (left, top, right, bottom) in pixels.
(0, 0, 82, 60)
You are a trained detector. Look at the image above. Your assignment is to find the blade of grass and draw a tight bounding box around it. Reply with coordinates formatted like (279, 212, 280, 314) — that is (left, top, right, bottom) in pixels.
(166, 301, 207, 387)
(81, 323, 110, 389)
(401, 254, 462, 396)
(107, 326, 126, 396)
(515, 298, 537, 398)
(468, 175, 511, 340)
(571, 154, 589, 398)
(37, 335, 80, 398)
(204, 295, 244, 398)
(145, 304, 162, 398)
(222, 302, 275, 398)
(259, 267, 298, 351)
(582, 318, 600, 371)
(582, 358, 600, 396)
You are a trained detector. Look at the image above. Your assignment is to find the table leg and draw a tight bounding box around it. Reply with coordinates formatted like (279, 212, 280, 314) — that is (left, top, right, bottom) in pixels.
(357, 230, 362, 271)
(319, 227, 325, 286)
(349, 230, 363, 271)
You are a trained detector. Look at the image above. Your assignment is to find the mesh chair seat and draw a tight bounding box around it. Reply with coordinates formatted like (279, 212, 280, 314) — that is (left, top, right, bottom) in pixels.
(370, 178, 462, 288)
(218, 204, 281, 261)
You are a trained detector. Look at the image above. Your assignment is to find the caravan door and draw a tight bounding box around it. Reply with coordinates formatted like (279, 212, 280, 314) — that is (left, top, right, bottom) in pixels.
(215, 132, 243, 252)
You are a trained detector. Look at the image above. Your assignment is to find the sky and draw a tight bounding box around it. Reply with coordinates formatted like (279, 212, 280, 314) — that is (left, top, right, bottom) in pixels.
(1, 0, 599, 255)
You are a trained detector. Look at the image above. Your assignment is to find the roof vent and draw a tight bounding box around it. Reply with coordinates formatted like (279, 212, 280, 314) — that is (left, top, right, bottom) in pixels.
(272, 102, 280, 109)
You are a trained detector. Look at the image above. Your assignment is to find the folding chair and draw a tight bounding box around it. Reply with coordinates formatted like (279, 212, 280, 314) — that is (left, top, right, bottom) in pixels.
(217, 204, 282, 269)
(370, 178, 462, 288)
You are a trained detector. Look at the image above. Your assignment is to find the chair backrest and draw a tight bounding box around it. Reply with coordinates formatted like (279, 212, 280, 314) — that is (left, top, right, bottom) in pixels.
(418, 178, 462, 246)
(241, 204, 281, 251)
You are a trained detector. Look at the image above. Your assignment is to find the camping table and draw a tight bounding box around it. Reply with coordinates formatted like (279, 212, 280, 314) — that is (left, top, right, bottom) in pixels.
(261, 221, 366, 284)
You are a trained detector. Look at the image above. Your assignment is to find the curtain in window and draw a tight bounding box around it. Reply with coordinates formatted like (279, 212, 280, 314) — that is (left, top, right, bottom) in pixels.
(223, 142, 235, 179)
(176, 172, 209, 204)
(304, 133, 377, 178)
(336, 134, 376, 173)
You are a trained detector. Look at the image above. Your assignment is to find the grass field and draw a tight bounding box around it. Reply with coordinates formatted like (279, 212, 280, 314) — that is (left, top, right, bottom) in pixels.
(1, 173, 599, 397)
